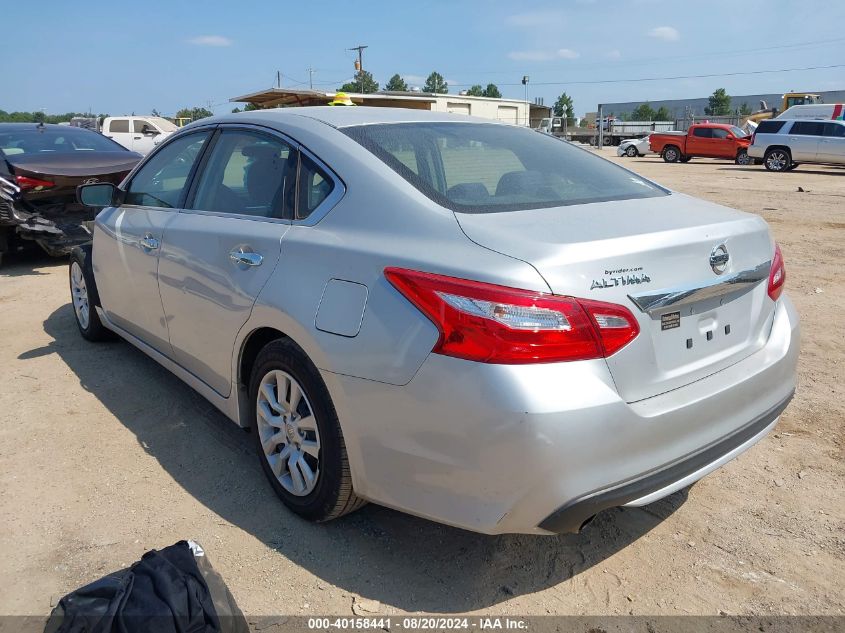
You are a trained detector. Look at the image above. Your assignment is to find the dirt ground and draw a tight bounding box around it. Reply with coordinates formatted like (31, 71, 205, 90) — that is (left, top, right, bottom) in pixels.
(1, 149, 843, 620)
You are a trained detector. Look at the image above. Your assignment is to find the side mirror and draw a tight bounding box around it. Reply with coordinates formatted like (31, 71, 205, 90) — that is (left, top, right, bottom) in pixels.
(77, 182, 118, 207)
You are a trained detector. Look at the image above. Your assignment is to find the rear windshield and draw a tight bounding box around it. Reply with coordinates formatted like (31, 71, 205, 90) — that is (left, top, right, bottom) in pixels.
(342, 122, 667, 213)
(0, 126, 127, 156)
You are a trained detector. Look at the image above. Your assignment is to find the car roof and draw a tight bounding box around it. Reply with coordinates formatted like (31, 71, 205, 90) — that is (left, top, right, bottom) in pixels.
(213, 106, 508, 129)
(691, 123, 735, 129)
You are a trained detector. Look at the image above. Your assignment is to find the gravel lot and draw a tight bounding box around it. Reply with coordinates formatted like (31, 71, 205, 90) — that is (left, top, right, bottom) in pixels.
(1, 148, 843, 620)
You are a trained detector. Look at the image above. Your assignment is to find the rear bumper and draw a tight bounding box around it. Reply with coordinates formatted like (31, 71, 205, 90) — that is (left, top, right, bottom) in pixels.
(748, 146, 765, 159)
(0, 197, 96, 254)
(538, 390, 792, 533)
(324, 295, 799, 534)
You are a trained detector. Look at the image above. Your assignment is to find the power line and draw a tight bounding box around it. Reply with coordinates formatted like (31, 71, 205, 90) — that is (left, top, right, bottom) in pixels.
(443, 36, 845, 77)
(448, 63, 845, 88)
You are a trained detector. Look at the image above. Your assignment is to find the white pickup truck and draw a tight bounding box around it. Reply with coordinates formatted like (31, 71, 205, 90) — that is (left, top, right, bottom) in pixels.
(101, 116, 178, 155)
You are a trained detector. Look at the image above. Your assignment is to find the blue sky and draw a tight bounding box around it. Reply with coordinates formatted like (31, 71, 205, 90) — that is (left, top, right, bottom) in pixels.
(1, 0, 843, 117)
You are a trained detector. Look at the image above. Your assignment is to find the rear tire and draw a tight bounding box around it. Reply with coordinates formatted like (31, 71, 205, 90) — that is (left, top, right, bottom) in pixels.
(663, 146, 681, 162)
(69, 248, 115, 342)
(764, 148, 791, 172)
(249, 339, 366, 522)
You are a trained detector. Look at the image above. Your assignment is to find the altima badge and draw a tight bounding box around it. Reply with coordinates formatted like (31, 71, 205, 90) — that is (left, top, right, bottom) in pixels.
(710, 244, 729, 275)
(590, 267, 651, 290)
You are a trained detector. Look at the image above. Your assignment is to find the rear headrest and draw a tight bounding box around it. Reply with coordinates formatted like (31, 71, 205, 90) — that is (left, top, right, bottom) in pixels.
(446, 182, 490, 203)
(495, 170, 547, 197)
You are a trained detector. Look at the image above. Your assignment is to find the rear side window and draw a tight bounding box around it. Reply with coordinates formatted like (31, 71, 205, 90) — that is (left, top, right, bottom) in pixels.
(125, 132, 210, 208)
(791, 122, 825, 136)
(342, 122, 666, 213)
(297, 154, 335, 219)
(692, 127, 712, 138)
(109, 119, 129, 134)
(756, 120, 786, 134)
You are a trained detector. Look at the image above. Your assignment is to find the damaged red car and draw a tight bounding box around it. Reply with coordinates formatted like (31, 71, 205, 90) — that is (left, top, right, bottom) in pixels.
(0, 123, 140, 262)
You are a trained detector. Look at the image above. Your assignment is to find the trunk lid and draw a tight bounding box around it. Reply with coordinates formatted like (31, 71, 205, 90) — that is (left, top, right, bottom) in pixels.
(6, 151, 139, 207)
(454, 193, 776, 402)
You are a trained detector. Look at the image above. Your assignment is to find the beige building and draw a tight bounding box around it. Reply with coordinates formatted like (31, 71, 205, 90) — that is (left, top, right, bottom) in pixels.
(230, 88, 551, 127)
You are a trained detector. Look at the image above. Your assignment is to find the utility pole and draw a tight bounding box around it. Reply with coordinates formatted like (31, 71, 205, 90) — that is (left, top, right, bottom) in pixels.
(347, 45, 368, 93)
(276, 71, 281, 89)
(307, 66, 316, 90)
(522, 75, 530, 126)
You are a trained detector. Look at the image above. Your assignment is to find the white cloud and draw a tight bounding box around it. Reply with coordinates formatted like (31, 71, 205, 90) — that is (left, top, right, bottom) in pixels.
(505, 10, 567, 28)
(556, 48, 579, 59)
(508, 48, 579, 62)
(647, 26, 680, 41)
(187, 35, 232, 47)
(605, 49, 622, 60)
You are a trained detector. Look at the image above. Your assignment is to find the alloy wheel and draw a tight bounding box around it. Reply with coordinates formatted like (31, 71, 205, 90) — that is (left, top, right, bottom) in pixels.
(70, 261, 90, 329)
(256, 369, 321, 496)
(766, 151, 789, 171)
(626, 146, 638, 157)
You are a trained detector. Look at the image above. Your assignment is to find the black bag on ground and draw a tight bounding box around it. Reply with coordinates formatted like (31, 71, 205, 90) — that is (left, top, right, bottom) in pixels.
(44, 540, 248, 633)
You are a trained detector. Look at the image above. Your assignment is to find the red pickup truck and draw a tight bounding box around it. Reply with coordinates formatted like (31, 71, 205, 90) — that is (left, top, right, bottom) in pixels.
(650, 123, 752, 164)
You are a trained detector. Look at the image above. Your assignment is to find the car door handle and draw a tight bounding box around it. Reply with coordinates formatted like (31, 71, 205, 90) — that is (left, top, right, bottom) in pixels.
(229, 249, 263, 267)
(139, 234, 159, 251)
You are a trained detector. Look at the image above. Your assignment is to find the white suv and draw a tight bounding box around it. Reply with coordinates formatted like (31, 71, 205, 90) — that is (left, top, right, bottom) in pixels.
(749, 119, 845, 172)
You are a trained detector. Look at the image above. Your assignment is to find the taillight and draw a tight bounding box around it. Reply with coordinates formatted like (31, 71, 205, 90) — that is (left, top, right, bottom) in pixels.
(384, 268, 640, 364)
(15, 175, 55, 191)
(768, 243, 786, 301)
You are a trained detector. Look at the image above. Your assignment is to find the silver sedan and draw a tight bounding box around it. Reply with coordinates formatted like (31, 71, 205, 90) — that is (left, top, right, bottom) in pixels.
(70, 107, 799, 534)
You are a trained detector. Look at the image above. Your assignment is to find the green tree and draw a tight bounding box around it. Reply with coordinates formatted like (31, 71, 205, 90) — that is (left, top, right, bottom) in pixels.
(704, 88, 732, 116)
(244, 102, 260, 111)
(466, 84, 484, 96)
(483, 83, 502, 98)
(176, 107, 214, 121)
(385, 74, 408, 91)
(654, 106, 671, 120)
(424, 71, 448, 94)
(553, 92, 575, 119)
(739, 102, 752, 116)
(630, 102, 656, 121)
(338, 70, 379, 94)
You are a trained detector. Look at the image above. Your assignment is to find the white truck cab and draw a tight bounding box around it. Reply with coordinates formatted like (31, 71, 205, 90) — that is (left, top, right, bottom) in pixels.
(101, 116, 178, 155)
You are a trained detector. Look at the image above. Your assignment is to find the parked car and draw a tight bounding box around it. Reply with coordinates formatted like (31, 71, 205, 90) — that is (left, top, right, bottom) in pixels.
(0, 123, 141, 262)
(617, 134, 652, 157)
(102, 116, 179, 155)
(749, 119, 845, 172)
(650, 123, 753, 164)
(70, 107, 798, 535)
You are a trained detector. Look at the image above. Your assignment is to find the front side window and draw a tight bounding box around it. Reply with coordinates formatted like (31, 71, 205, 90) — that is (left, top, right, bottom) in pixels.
(343, 122, 666, 213)
(124, 132, 210, 208)
(191, 130, 295, 218)
(133, 119, 155, 133)
(822, 123, 845, 138)
(297, 154, 335, 219)
(711, 128, 729, 139)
